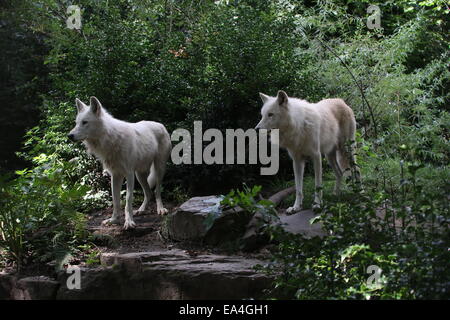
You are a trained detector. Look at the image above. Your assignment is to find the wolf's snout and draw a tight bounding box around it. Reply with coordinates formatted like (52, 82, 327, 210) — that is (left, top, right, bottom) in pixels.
(67, 133, 75, 141)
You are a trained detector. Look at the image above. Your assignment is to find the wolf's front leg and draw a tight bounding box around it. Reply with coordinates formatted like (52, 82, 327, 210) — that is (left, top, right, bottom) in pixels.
(102, 174, 123, 226)
(123, 171, 136, 229)
(287, 157, 305, 214)
(312, 152, 323, 209)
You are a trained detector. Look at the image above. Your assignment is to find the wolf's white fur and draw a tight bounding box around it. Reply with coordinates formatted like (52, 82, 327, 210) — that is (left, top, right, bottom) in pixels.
(256, 90, 358, 213)
(69, 97, 171, 229)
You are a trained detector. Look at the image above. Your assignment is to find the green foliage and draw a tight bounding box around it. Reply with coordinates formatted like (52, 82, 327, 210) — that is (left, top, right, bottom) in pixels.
(218, 184, 279, 247)
(78, 244, 101, 266)
(0, 154, 89, 270)
(222, 184, 278, 223)
(263, 156, 449, 299)
(222, 184, 275, 215)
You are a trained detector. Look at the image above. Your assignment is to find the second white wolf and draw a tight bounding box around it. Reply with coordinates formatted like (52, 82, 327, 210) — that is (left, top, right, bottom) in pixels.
(255, 90, 358, 213)
(68, 97, 171, 229)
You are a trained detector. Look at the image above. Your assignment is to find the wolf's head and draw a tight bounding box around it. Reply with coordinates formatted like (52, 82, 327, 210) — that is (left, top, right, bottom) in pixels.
(255, 90, 289, 130)
(68, 96, 104, 142)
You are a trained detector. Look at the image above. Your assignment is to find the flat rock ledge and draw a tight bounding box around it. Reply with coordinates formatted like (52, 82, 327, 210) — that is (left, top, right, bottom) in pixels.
(0, 249, 273, 300)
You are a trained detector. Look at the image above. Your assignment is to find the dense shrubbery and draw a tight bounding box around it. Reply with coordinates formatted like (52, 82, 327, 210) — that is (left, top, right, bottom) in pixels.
(0, 0, 448, 298)
(0, 154, 89, 270)
(263, 158, 449, 299)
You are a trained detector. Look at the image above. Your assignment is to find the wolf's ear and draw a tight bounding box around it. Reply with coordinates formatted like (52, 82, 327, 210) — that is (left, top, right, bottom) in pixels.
(90, 96, 102, 117)
(277, 90, 288, 107)
(75, 98, 86, 113)
(259, 92, 270, 103)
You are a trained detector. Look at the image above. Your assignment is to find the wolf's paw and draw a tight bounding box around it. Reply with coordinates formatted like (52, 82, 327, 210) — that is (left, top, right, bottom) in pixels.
(102, 217, 120, 226)
(286, 206, 301, 214)
(123, 219, 136, 230)
(157, 207, 168, 215)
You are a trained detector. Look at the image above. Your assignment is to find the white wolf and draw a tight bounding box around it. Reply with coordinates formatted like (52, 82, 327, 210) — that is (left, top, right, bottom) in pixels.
(255, 90, 358, 213)
(68, 97, 171, 229)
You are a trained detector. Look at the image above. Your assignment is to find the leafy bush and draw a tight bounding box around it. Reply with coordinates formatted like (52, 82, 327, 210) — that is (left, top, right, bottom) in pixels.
(262, 157, 449, 299)
(0, 154, 89, 270)
(221, 184, 277, 217)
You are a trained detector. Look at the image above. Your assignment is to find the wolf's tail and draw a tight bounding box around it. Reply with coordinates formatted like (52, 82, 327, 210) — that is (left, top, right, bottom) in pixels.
(337, 148, 353, 178)
(337, 113, 361, 182)
(148, 130, 172, 189)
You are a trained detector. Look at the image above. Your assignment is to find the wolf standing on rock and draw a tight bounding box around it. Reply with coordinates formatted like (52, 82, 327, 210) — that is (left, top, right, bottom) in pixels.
(68, 97, 171, 229)
(255, 90, 358, 213)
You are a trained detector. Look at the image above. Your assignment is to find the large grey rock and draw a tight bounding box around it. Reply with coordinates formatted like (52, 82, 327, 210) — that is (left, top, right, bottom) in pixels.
(165, 196, 218, 240)
(102, 249, 272, 299)
(54, 249, 272, 299)
(165, 196, 252, 245)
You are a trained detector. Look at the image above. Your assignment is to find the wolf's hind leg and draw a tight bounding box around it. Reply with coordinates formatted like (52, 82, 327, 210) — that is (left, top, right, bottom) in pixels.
(326, 150, 343, 195)
(136, 170, 151, 214)
(152, 158, 168, 215)
(312, 152, 323, 209)
(337, 144, 361, 183)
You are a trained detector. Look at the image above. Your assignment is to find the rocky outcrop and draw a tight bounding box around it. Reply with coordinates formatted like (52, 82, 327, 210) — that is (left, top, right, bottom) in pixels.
(166, 193, 327, 251)
(97, 249, 272, 300)
(1, 249, 272, 300)
(0, 189, 327, 300)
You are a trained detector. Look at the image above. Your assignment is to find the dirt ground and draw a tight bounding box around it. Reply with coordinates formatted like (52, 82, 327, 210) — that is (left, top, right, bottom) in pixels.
(87, 204, 174, 253)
